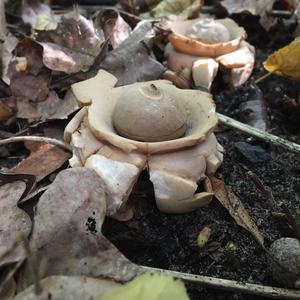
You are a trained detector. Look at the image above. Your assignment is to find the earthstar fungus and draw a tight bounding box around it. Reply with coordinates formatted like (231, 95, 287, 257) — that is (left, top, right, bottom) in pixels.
(65, 70, 223, 217)
(165, 18, 255, 89)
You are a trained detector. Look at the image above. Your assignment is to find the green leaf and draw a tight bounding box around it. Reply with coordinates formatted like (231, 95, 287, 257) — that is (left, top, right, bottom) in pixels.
(102, 273, 190, 300)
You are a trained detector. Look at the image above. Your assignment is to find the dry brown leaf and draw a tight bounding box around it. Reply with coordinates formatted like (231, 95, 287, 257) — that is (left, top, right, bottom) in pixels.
(100, 21, 165, 85)
(18, 168, 138, 289)
(35, 13, 104, 74)
(0, 176, 33, 267)
(14, 276, 119, 300)
(0, 278, 16, 300)
(9, 144, 70, 182)
(95, 9, 131, 49)
(210, 176, 264, 246)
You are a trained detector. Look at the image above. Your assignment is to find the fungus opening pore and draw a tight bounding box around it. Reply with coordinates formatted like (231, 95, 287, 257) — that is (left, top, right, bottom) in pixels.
(112, 83, 187, 142)
(185, 19, 231, 44)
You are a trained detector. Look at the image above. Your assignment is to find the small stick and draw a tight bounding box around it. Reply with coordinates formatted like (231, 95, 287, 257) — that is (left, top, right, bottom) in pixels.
(0, 136, 72, 152)
(246, 171, 276, 210)
(217, 113, 300, 154)
(255, 72, 273, 84)
(138, 266, 300, 299)
(281, 204, 300, 241)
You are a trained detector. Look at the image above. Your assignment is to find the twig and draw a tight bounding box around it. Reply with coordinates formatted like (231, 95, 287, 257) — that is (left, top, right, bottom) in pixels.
(246, 171, 276, 210)
(138, 266, 300, 299)
(217, 113, 300, 154)
(255, 72, 273, 84)
(22, 238, 42, 295)
(281, 204, 300, 241)
(0, 136, 72, 152)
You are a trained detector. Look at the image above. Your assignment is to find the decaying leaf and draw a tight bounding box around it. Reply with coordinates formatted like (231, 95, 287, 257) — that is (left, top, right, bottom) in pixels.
(197, 226, 212, 249)
(142, 0, 203, 19)
(9, 144, 70, 182)
(35, 13, 104, 73)
(0, 278, 16, 300)
(18, 168, 138, 289)
(21, 0, 57, 31)
(100, 21, 165, 85)
(220, 0, 276, 30)
(102, 273, 190, 300)
(14, 276, 119, 300)
(95, 9, 131, 49)
(263, 38, 300, 80)
(210, 176, 264, 246)
(0, 175, 33, 267)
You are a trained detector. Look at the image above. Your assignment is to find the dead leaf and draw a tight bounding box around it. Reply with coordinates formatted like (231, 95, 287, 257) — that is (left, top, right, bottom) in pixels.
(0, 278, 16, 300)
(100, 21, 165, 85)
(21, 0, 57, 31)
(0, 175, 33, 267)
(95, 9, 131, 49)
(210, 176, 264, 246)
(9, 144, 70, 182)
(18, 168, 138, 289)
(142, 0, 204, 19)
(34, 13, 104, 74)
(197, 226, 212, 249)
(119, 0, 161, 14)
(1, 34, 19, 85)
(14, 276, 119, 300)
(220, 0, 276, 30)
(263, 38, 300, 80)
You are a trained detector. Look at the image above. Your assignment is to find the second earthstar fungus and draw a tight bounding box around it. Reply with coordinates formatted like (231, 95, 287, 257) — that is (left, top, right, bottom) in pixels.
(64, 70, 223, 219)
(164, 17, 255, 90)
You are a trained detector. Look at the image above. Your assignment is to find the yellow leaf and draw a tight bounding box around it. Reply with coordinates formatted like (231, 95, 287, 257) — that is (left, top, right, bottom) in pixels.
(263, 38, 300, 80)
(102, 273, 190, 300)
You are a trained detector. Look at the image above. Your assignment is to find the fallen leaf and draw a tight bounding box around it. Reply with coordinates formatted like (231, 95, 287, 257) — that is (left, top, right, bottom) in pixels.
(103, 273, 190, 300)
(197, 226, 212, 249)
(1, 33, 19, 84)
(119, 0, 161, 14)
(210, 176, 264, 246)
(18, 168, 138, 289)
(9, 144, 70, 182)
(220, 0, 276, 30)
(21, 0, 57, 31)
(142, 0, 203, 19)
(0, 278, 16, 300)
(0, 174, 33, 267)
(100, 21, 165, 85)
(35, 13, 104, 73)
(263, 38, 300, 80)
(95, 9, 131, 49)
(14, 276, 119, 300)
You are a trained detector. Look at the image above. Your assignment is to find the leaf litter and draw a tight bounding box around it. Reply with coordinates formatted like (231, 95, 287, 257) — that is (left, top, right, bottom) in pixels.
(0, 1, 300, 299)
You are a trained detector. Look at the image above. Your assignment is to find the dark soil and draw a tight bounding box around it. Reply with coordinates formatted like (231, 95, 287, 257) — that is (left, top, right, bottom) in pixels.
(103, 14, 300, 300)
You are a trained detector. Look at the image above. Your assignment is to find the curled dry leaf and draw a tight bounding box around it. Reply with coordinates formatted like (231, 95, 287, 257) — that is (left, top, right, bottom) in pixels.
(14, 276, 119, 300)
(210, 176, 264, 246)
(0, 175, 33, 267)
(35, 13, 104, 74)
(9, 144, 70, 182)
(0, 278, 16, 300)
(95, 9, 131, 49)
(220, 0, 276, 31)
(142, 0, 203, 19)
(5, 37, 79, 121)
(263, 38, 300, 80)
(197, 226, 212, 249)
(18, 168, 138, 289)
(100, 21, 165, 85)
(21, 0, 57, 31)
